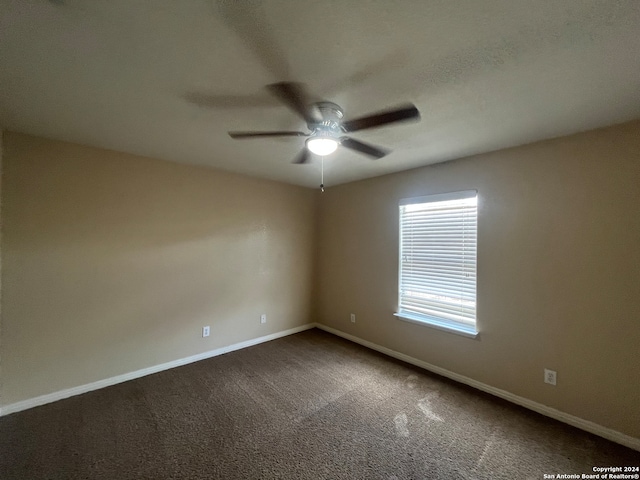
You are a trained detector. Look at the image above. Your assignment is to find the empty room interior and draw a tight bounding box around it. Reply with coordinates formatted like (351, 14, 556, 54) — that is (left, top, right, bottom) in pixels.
(1, 1, 639, 479)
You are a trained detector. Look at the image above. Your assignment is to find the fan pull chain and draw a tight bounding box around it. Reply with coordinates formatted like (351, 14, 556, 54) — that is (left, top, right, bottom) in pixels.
(320, 156, 325, 192)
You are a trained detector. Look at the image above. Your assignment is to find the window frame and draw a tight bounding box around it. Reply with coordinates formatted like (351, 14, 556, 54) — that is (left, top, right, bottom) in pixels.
(394, 190, 479, 338)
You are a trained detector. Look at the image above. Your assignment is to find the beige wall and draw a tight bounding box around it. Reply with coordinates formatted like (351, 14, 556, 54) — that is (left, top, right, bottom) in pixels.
(1, 132, 317, 406)
(0, 130, 3, 408)
(2, 122, 640, 440)
(316, 120, 640, 438)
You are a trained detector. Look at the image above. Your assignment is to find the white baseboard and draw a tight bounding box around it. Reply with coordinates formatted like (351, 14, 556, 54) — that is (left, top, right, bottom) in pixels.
(0, 323, 315, 417)
(3, 322, 639, 452)
(315, 324, 640, 452)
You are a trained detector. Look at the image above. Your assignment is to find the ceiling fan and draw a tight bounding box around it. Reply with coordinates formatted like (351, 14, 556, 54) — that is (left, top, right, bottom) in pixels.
(228, 82, 421, 165)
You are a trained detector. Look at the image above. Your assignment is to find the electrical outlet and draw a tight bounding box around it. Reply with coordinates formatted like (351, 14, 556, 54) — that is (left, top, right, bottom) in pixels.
(350, 313, 356, 323)
(544, 369, 557, 386)
(260, 314, 267, 324)
(202, 326, 210, 337)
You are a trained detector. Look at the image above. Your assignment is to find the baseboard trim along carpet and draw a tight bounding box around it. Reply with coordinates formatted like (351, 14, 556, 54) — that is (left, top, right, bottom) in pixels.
(315, 324, 640, 453)
(0, 323, 316, 417)
(3, 321, 639, 452)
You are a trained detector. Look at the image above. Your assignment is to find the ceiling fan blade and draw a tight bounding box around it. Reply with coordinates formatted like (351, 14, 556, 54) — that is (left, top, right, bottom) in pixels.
(342, 104, 420, 132)
(340, 137, 389, 159)
(292, 148, 310, 164)
(228, 131, 308, 139)
(266, 82, 322, 125)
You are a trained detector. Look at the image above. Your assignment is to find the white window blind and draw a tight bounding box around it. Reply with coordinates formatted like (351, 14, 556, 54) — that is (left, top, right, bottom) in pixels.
(398, 191, 477, 332)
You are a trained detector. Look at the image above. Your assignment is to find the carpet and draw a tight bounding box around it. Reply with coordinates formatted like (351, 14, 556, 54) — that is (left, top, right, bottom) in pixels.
(0, 328, 638, 479)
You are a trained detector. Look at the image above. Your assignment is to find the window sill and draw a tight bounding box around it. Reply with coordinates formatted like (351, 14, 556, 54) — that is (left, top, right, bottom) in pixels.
(393, 312, 479, 339)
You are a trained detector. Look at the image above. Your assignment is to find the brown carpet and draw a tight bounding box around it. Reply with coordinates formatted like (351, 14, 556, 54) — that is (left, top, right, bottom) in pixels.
(1, 328, 638, 479)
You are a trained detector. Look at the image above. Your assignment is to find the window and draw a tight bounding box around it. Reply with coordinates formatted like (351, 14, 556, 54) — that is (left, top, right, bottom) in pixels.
(396, 191, 478, 337)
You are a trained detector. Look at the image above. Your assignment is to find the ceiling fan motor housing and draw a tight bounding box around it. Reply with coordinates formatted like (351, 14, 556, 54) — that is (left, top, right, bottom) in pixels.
(310, 102, 344, 139)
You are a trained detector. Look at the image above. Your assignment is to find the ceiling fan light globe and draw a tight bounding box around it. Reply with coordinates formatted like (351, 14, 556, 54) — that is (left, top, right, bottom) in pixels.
(306, 137, 338, 156)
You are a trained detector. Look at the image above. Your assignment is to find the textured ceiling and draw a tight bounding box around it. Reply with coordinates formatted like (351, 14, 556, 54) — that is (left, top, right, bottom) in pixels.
(1, 0, 640, 188)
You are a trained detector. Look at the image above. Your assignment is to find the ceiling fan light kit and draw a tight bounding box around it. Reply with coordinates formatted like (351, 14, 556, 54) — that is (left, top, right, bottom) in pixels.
(306, 137, 338, 156)
(305, 101, 343, 156)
